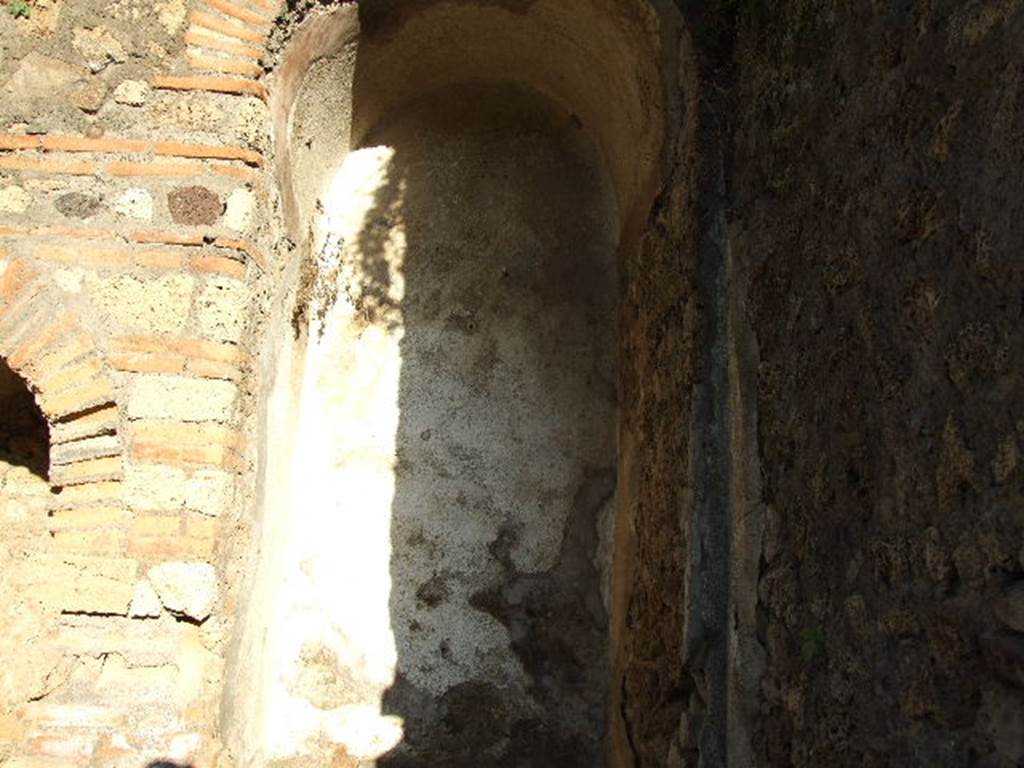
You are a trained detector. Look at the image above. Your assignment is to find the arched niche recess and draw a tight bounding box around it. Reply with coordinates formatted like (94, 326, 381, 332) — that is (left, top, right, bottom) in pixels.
(0, 357, 49, 481)
(227, 1, 688, 765)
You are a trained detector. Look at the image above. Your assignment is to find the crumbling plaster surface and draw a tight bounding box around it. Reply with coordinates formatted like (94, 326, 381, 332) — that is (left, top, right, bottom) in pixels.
(245, 84, 621, 766)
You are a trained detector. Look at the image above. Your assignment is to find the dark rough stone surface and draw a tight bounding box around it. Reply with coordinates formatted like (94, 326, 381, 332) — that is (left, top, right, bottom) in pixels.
(982, 632, 1024, 689)
(167, 185, 223, 226)
(732, 1, 1024, 765)
(995, 582, 1024, 633)
(68, 77, 107, 113)
(54, 192, 103, 219)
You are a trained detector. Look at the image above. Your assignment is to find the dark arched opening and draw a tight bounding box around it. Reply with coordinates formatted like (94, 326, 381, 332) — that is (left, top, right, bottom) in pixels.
(0, 358, 49, 482)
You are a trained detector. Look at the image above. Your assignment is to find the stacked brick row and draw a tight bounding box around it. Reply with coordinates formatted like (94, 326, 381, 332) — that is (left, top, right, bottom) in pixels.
(161, 0, 274, 99)
(0, 0, 282, 763)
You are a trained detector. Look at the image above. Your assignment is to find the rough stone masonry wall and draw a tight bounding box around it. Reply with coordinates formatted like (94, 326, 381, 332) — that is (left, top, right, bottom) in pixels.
(731, 1, 1024, 765)
(0, 0, 274, 762)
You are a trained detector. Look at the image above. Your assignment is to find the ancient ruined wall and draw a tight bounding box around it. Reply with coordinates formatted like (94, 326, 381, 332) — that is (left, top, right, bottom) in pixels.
(731, 1, 1024, 765)
(0, 0, 698, 765)
(609, 84, 701, 766)
(0, 0, 273, 762)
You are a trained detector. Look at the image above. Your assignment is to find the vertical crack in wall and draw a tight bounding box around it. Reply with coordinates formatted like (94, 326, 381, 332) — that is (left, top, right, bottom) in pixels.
(683, 88, 732, 768)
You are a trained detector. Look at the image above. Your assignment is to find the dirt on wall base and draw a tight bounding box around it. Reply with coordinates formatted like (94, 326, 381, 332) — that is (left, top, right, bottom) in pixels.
(731, 1, 1024, 765)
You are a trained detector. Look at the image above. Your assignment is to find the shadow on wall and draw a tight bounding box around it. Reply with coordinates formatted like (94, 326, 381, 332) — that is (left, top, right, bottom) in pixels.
(0, 358, 49, 481)
(290, 81, 620, 766)
(146, 762, 194, 768)
(370, 86, 620, 766)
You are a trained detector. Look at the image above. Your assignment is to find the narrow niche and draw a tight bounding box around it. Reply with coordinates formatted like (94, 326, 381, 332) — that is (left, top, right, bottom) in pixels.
(229, 3, 680, 765)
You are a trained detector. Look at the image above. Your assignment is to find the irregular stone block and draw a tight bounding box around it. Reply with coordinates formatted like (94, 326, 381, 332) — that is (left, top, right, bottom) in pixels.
(72, 27, 127, 73)
(54, 192, 103, 219)
(112, 79, 149, 107)
(224, 188, 256, 232)
(0, 186, 31, 214)
(3, 53, 85, 99)
(168, 186, 222, 226)
(127, 376, 237, 422)
(148, 561, 218, 622)
(68, 77, 108, 113)
(196, 276, 248, 343)
(112, 187, 153, 221)
(128, 580, 163, 619)
(90, 273, 194, 334)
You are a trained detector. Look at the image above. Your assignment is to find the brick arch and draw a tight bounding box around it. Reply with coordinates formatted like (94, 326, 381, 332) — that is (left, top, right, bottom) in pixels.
(0, 257, 123, 490)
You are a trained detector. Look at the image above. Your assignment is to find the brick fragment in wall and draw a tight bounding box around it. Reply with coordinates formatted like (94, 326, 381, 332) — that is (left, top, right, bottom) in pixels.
(51, 480, 122, 507)
(131, 513, 182, 539)
(191, 253, 247, 279)
(185, 12, 266, 44)
(49, 527, 127, 555)
(187, 357, 244, 380)
(0, 261, 39, 313)
(42, 377, 115, 420)
(129, 517, 217, 560)
(50, 406, 119, 444)
(5, 314, 77, 369)
(129, 419, 244, 451)
(113, 335, 247, 363)
(42, 378, 116, 421)
(148, 562, 218, 622)
(133, 441, 242, 470)
(48, 507, 128, 531)
(34, 555, 137, 615)
(50, 456, 123, 487)
(29, 333, 96, 380)
(168, 186, 223, 226)
(55, 614, 185, 666)
(205, 0, 274, 28)
(40, 357, 104, 396)
(0, 313, 50, 372)
(111, 351, 187, 374)
(51, 434, 122, 466)
(127, 375, 237, 422)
